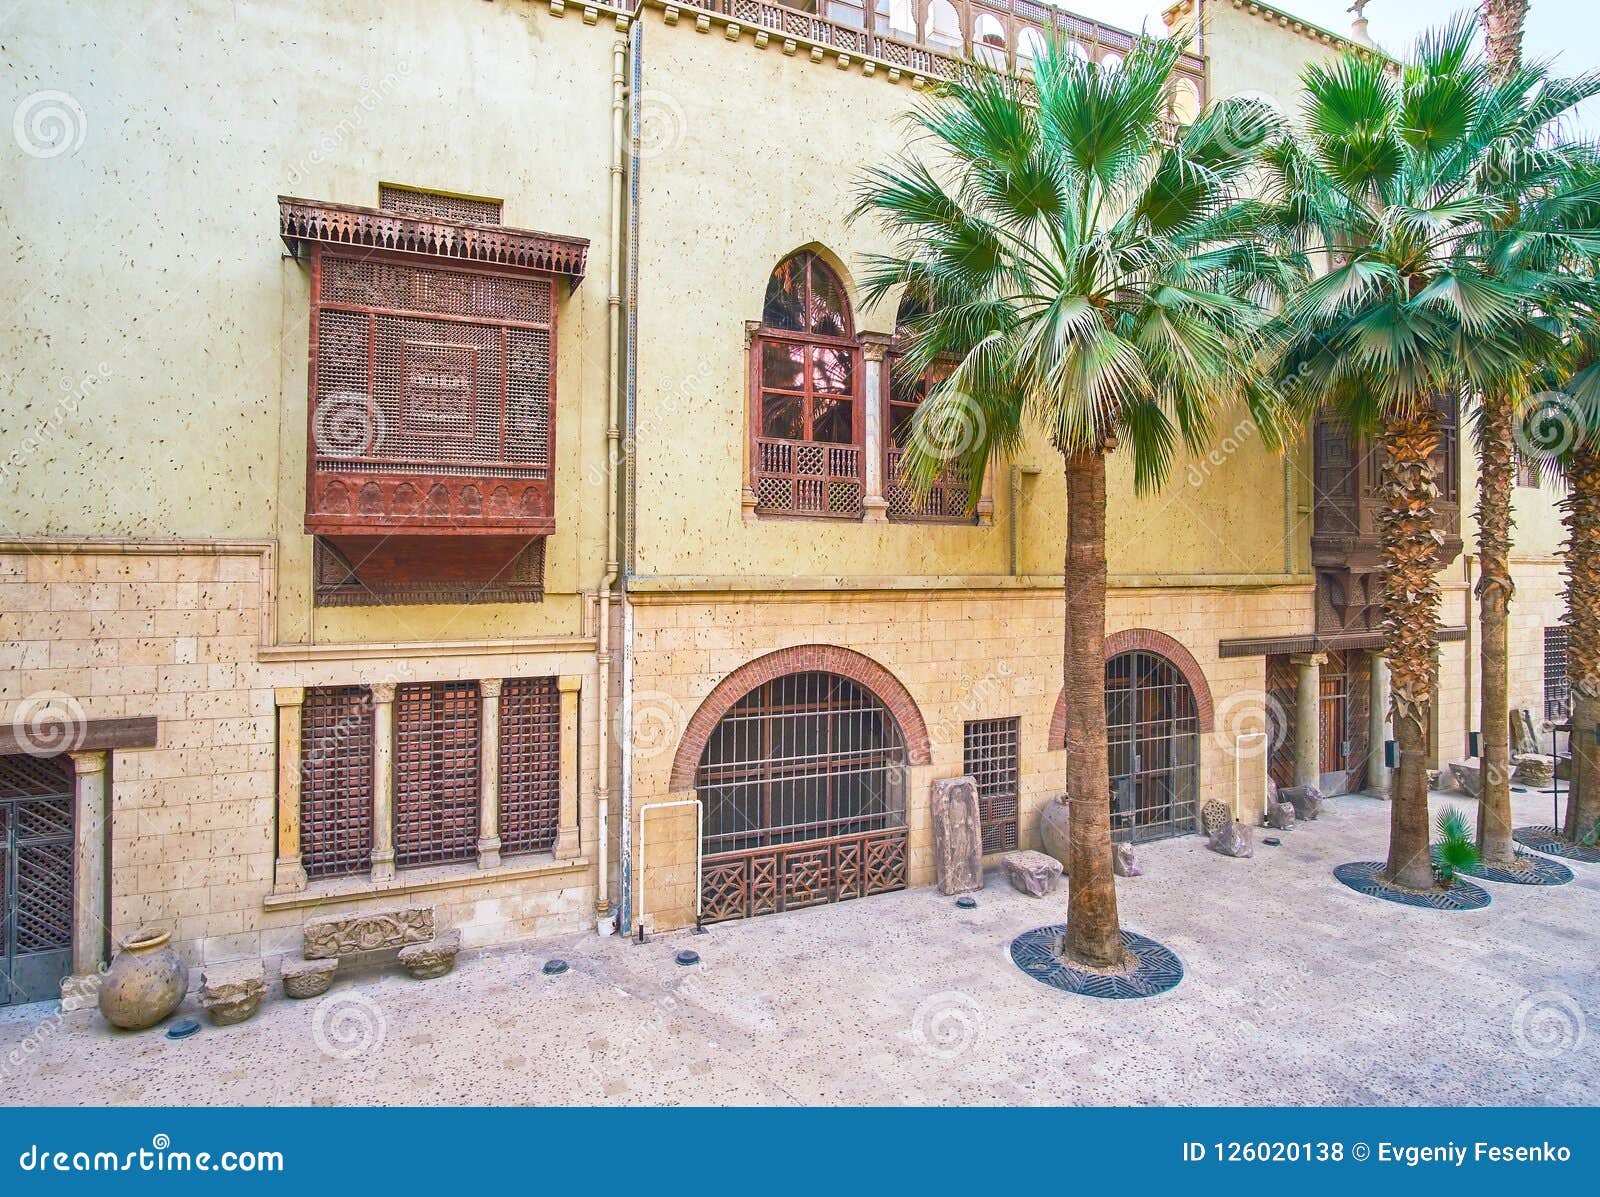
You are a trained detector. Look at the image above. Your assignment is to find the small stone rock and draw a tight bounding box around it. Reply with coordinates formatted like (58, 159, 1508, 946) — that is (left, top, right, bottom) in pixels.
(1448, 761, 1482, 798)
(280, 955, 337, 1000)
(1265, 801, 1296, 831)
(1279, 784, 1323, 820)
(1207, 819, 1255, 859)
(1002, 849, 1063, 897)
(1556, 753, 1572, 781)
(1513, 754, 1555, 787)
(1113, 842, 1142, 877)
(398, 930, 460, 980)
(1037, 793, 1071, 873)
(200, 960, 266, 1026)
(930, 777, 984, 895)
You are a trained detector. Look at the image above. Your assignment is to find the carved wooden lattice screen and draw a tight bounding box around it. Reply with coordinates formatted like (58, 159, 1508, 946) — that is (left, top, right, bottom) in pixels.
(499, 677, 561, 856)
(300, 686, 375, 880)
(962, 717, 1019, 854)
(378, 185, 503, 225)
(1546, 626, 1571, 722)
(395, 682, 481, 868)
(1, 754, 74, 1006)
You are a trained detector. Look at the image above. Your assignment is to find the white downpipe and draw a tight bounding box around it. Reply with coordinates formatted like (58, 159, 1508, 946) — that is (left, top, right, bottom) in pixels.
(1235, 732, 1269, 820)
(635, 797, 702, 937)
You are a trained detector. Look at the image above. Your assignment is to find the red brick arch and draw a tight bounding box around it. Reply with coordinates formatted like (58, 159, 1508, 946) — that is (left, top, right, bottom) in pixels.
(1048, 628, 1215, 750)
(669, 645, 932, 791)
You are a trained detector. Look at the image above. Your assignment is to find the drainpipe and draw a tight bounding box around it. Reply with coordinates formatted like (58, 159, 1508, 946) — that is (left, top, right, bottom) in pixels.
(617, 15, 643, 938)
(593, 33, 628, 935)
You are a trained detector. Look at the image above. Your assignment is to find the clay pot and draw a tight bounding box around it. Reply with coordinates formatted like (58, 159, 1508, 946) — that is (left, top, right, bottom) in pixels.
(98, 927, 188, 1031)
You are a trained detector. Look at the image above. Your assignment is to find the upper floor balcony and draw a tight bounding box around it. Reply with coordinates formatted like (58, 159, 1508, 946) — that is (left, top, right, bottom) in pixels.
(676, 0, 1207, 110)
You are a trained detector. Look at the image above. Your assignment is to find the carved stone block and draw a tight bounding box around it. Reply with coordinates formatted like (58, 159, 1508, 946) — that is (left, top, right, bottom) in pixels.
(1199, 797, 1231, 837)
(1511, 708, 1541, 756)
(930, 777, 983, 896)
(1278, 784, 1323, 820)
(1265, 801, 1297, 830)
(1513, 754, 1556, 787)
(280, 955, 338, 999)
(200, 960, 266, 1026)
(398, 930, 461, 980)
(302, 907, 434, 960)
(1002, 849, 1063, 897)
(1207, 819, 1255, 859)
(1448, 761, 1482, 798)
(1037, 793, 1071, 872)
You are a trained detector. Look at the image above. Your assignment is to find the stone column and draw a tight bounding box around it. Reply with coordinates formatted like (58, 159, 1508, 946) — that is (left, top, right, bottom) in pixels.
(1367, 651, 1393, 796)
(59, 749, 109, 1011)
(477, 678, 504, 869)
(861, 335, 889, 522)
(1292, 653, 1326, 789)
(370, 682, 397, 881)
(554, 675, 583, 859)
(975, 450, 996, 526)
(272, 686, 307, 894)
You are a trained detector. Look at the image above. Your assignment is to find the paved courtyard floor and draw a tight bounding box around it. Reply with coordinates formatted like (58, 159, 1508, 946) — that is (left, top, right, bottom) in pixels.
(4, 790, 1596, 1106)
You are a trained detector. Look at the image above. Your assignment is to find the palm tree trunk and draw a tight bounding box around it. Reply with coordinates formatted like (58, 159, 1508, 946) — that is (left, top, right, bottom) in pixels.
(1474, 0, 1526, 863)
(1561, 447, 1600, 841)
(1379, 409, 1445, 890)
(1475, 391, 1517, 864)
(1060, 447, 1131, 970)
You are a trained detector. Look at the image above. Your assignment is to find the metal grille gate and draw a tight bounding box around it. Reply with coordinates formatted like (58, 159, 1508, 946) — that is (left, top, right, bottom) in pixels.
(1106, 651, 1200, 843)
(1546, 626, 1571, 722)
(697, 672, 908, 923)
(963, 717, 1019, 854)
(1, 755, 74, 1007)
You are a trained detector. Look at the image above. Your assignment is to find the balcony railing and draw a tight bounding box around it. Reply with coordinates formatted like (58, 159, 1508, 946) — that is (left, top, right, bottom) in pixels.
(754, 437, 864, 518)
(885, 447, 974, 523)
(677, 0, 1207, 105)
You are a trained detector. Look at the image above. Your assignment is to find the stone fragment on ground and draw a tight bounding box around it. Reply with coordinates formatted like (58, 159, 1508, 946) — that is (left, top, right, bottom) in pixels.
(1265, 801, 1296, 830)
(280, 955, 337, 999)
(1002, 849, 1063, 897)
(1113, 842, 1142, 877)
(1513, 754, 1556, 787)
(1037, 793, 1071, 872)
(1279, 784, 1323, 820)
(930, 776, 984, 895)
(1448, 761, 1482, 798)
(1208, 819, 1255, 859)
(398, 930, 461, 980)
(200, 960, 266, 1026)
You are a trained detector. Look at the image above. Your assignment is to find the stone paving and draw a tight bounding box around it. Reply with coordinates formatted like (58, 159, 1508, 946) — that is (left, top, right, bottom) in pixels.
(3, 790, 1596, 1106)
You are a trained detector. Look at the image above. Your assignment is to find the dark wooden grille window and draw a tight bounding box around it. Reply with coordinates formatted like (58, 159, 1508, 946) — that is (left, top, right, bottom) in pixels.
(886, 293, 975, 523)
(395, 682, 481, 869)
(1546, 626, 1571, 722)
(963, 717, 1019, 854)
(306, 251, 555, 536)
(300, 686, 375, 880)
(378, 185, 503, 225)
(750, 251, 863, 518)
(499, 677, 561, 856)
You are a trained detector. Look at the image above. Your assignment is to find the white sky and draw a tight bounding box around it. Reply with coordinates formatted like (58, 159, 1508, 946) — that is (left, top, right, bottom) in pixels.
(1066, 0, 1600, 131)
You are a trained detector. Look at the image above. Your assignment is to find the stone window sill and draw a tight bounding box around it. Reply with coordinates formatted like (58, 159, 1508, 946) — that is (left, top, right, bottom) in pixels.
(262, 852, 590, 911)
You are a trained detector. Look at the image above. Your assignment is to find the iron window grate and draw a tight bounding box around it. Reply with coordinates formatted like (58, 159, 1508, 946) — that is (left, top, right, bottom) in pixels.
(963, 717, 1020, 854)
(395, 682, 481, 869)
(300, 686, 375, 880)
(1545, 626, 1570, 722)
(499, 678, 561, 856)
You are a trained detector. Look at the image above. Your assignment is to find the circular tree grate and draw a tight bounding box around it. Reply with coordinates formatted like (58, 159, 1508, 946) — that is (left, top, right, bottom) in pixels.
(1435, 847, 1573, 886)
(1333, 861, 1490, 910)
(1513, 826, 1600, 865)
(1009, 927, 1183, 999)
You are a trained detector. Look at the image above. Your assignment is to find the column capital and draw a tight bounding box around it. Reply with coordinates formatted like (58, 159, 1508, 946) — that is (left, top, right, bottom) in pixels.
(1291, 652, 1329, 668)
(480, 677, 504, 699)
(558, 674, 583, 695)
(744, 319, 761, 348)
(859, 332, 891, 362)
(68, 749, 108, 775)
(371, 682, 397, 704)
(274, 685, 305, 708)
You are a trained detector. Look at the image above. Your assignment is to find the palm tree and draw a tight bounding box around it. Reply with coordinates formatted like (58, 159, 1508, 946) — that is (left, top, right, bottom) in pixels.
(853, 36, 1292, 969)
(1261, 18, 1594, 890)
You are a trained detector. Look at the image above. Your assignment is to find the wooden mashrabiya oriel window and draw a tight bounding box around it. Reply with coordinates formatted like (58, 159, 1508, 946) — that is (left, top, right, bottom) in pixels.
(278, 191, 588, 604)
(886, 291, 976, 523)
(749, 251, 865, 519)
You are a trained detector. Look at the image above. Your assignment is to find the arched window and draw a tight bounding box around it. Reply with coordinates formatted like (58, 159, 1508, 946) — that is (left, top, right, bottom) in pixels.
(1099, 51, 1123, 73)
(1170, 77, 1201, 125)
(751, 251, 863, 518)
(1106, 650, 1200, 843)
(1015, 27, 1047, 75)
(926, 0, 962, 55)
(697, 671, 909, 921)
(886, 292, 974, 522)
(972, 13, 1007, 68)
(874, 0, 916, 40)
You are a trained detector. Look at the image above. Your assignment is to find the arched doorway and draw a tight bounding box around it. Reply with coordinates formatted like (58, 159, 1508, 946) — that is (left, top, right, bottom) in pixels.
(1106, 650, 1201, 843)
(695, 671, 909, 923)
